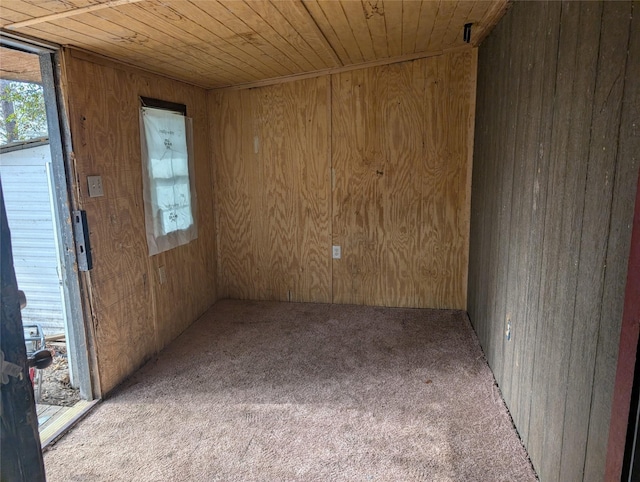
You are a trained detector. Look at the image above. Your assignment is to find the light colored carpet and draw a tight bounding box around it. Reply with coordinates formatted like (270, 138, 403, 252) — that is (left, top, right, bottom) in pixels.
(44, 300, 536, 481)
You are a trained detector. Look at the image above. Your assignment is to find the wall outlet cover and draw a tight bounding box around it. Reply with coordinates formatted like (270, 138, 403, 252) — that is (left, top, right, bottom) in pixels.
(332, 245, 341, 259)
(87, 175, 104, 198)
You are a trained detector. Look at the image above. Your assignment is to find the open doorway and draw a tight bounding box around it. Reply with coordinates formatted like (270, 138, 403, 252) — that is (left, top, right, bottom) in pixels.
(0, 38, 96, 446)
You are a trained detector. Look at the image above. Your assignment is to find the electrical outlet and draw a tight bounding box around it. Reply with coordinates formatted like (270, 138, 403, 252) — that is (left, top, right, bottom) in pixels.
(87, 175, 104, 198)
(332, 245, 341, 259)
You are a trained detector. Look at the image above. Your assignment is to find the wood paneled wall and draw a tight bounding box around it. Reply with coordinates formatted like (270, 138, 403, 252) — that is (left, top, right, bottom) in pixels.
(210, 49, 476, 309)
(210, 77, 331, 303)
(62, 49, 217, 394)
(468, 2, 639, 481)
(332, 52, 476, 308)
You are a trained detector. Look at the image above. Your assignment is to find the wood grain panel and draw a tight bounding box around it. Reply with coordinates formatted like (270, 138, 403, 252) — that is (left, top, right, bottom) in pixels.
(0, 46, 42, 83)
(301, 0, 353, 64)
(90, 4, 262, 80)
(1, 1, 236, 87)
(509, 4, 598, 477)
(3, 0, 507, 89)
(210, 90, 254, 299)
(468, 2, 638, 480)
(340, 0, 377, 61)
(439, 1, 476, 49)
(332, 49, 476, 309)
(212, 51, 474, 308)
(62, 49, 217, 394)
(192, 1, 297, 77)
(382, 0, 403, 57)
(498, 0, 544, 425)
(425, 1, 460, 51)
(269, 0, 341, 68)
(362, 0, 390, 58)
(331, 67, 385, 306)
(560, 3, 632, 479)
(218, 0, 315, 73)
(509, 1, 560, 446)
(211, 77, 331, 304)
(135, 1, 286, 78)
(400, 0, 421, 54)
(528, 2, 601, 477)
(314, 0, 366, 64)
(18, 20, 236, 87)
(597, 6, 640, 480)
(414, 0, 439, 53)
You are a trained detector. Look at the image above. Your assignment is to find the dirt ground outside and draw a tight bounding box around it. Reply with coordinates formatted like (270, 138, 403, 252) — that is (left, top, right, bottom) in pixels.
(37, 343, 80, 407)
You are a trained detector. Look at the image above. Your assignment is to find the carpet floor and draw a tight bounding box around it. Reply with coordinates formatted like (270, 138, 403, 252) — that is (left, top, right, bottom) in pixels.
(44, 300, 536, 481)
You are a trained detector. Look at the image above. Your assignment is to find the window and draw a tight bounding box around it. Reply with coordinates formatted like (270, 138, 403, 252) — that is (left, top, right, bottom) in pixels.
(140, 97, 197, 255)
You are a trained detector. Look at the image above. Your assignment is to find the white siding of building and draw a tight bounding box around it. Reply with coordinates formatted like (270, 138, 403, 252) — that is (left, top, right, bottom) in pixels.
(0, 143, 66, 336)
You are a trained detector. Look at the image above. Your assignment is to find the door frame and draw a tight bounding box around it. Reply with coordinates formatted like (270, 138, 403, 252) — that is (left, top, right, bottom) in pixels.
(606, 167, 640, 479)
(1, 32, 96, 400)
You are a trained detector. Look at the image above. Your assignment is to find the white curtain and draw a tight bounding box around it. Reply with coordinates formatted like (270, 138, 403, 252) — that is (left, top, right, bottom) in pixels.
(140, 106, 197, 255)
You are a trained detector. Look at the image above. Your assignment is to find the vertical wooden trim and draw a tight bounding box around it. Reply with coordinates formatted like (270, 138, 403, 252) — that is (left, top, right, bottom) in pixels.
(328, 74, 333, 303)
(463, 47, 478, 307)
(41, 51, 97, 400)
(57, 48, 103, 399)
(606, 169, 640, 481)
(146, 256, 159, 354)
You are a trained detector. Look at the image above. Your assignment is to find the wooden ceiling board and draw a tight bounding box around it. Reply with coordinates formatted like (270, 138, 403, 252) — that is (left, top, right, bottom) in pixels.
(89, 4, 263, 81)
(0, 46, 41, 82)
(2, 1, 241, 87)
(23, 20, 233, 87)
(1, 0, 52, 22)
(217, 0, 341, 73)
(426, 1, 464, 51)
(414, 0, 440, 52)
(248, 0, 338, 70)
(270, 0, 341, 67)
(193, 0, 303, 76)
(382, 0, 403, 58)
(3, 0, 82, 17)
(300, 0, 353, 64)
(340, 0, 378, 61)
(0, 0, 508, 89)
(399, 0, 422, 54)
(362, 0, 390, 59)
(218, 0, 316, 72)
(4, 0, 146, 28)
(0, 3, 233, 87)
(313, 1, 366, 64)
(121, 1, 272, 78)
(439, 1, 476, 50)
(149, 1, 290, 78)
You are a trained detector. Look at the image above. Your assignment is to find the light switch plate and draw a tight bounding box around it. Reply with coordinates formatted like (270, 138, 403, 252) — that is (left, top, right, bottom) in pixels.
(332, 245, 341, 259)
(87, 175, 104, 198)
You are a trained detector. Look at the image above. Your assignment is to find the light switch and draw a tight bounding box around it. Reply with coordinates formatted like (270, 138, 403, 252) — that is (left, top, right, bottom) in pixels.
(87, 175, 104, 198)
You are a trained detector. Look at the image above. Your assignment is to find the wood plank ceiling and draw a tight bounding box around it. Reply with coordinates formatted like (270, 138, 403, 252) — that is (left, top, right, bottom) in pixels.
(0, 0, 508, 89)
(0, 46, 41, 82)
